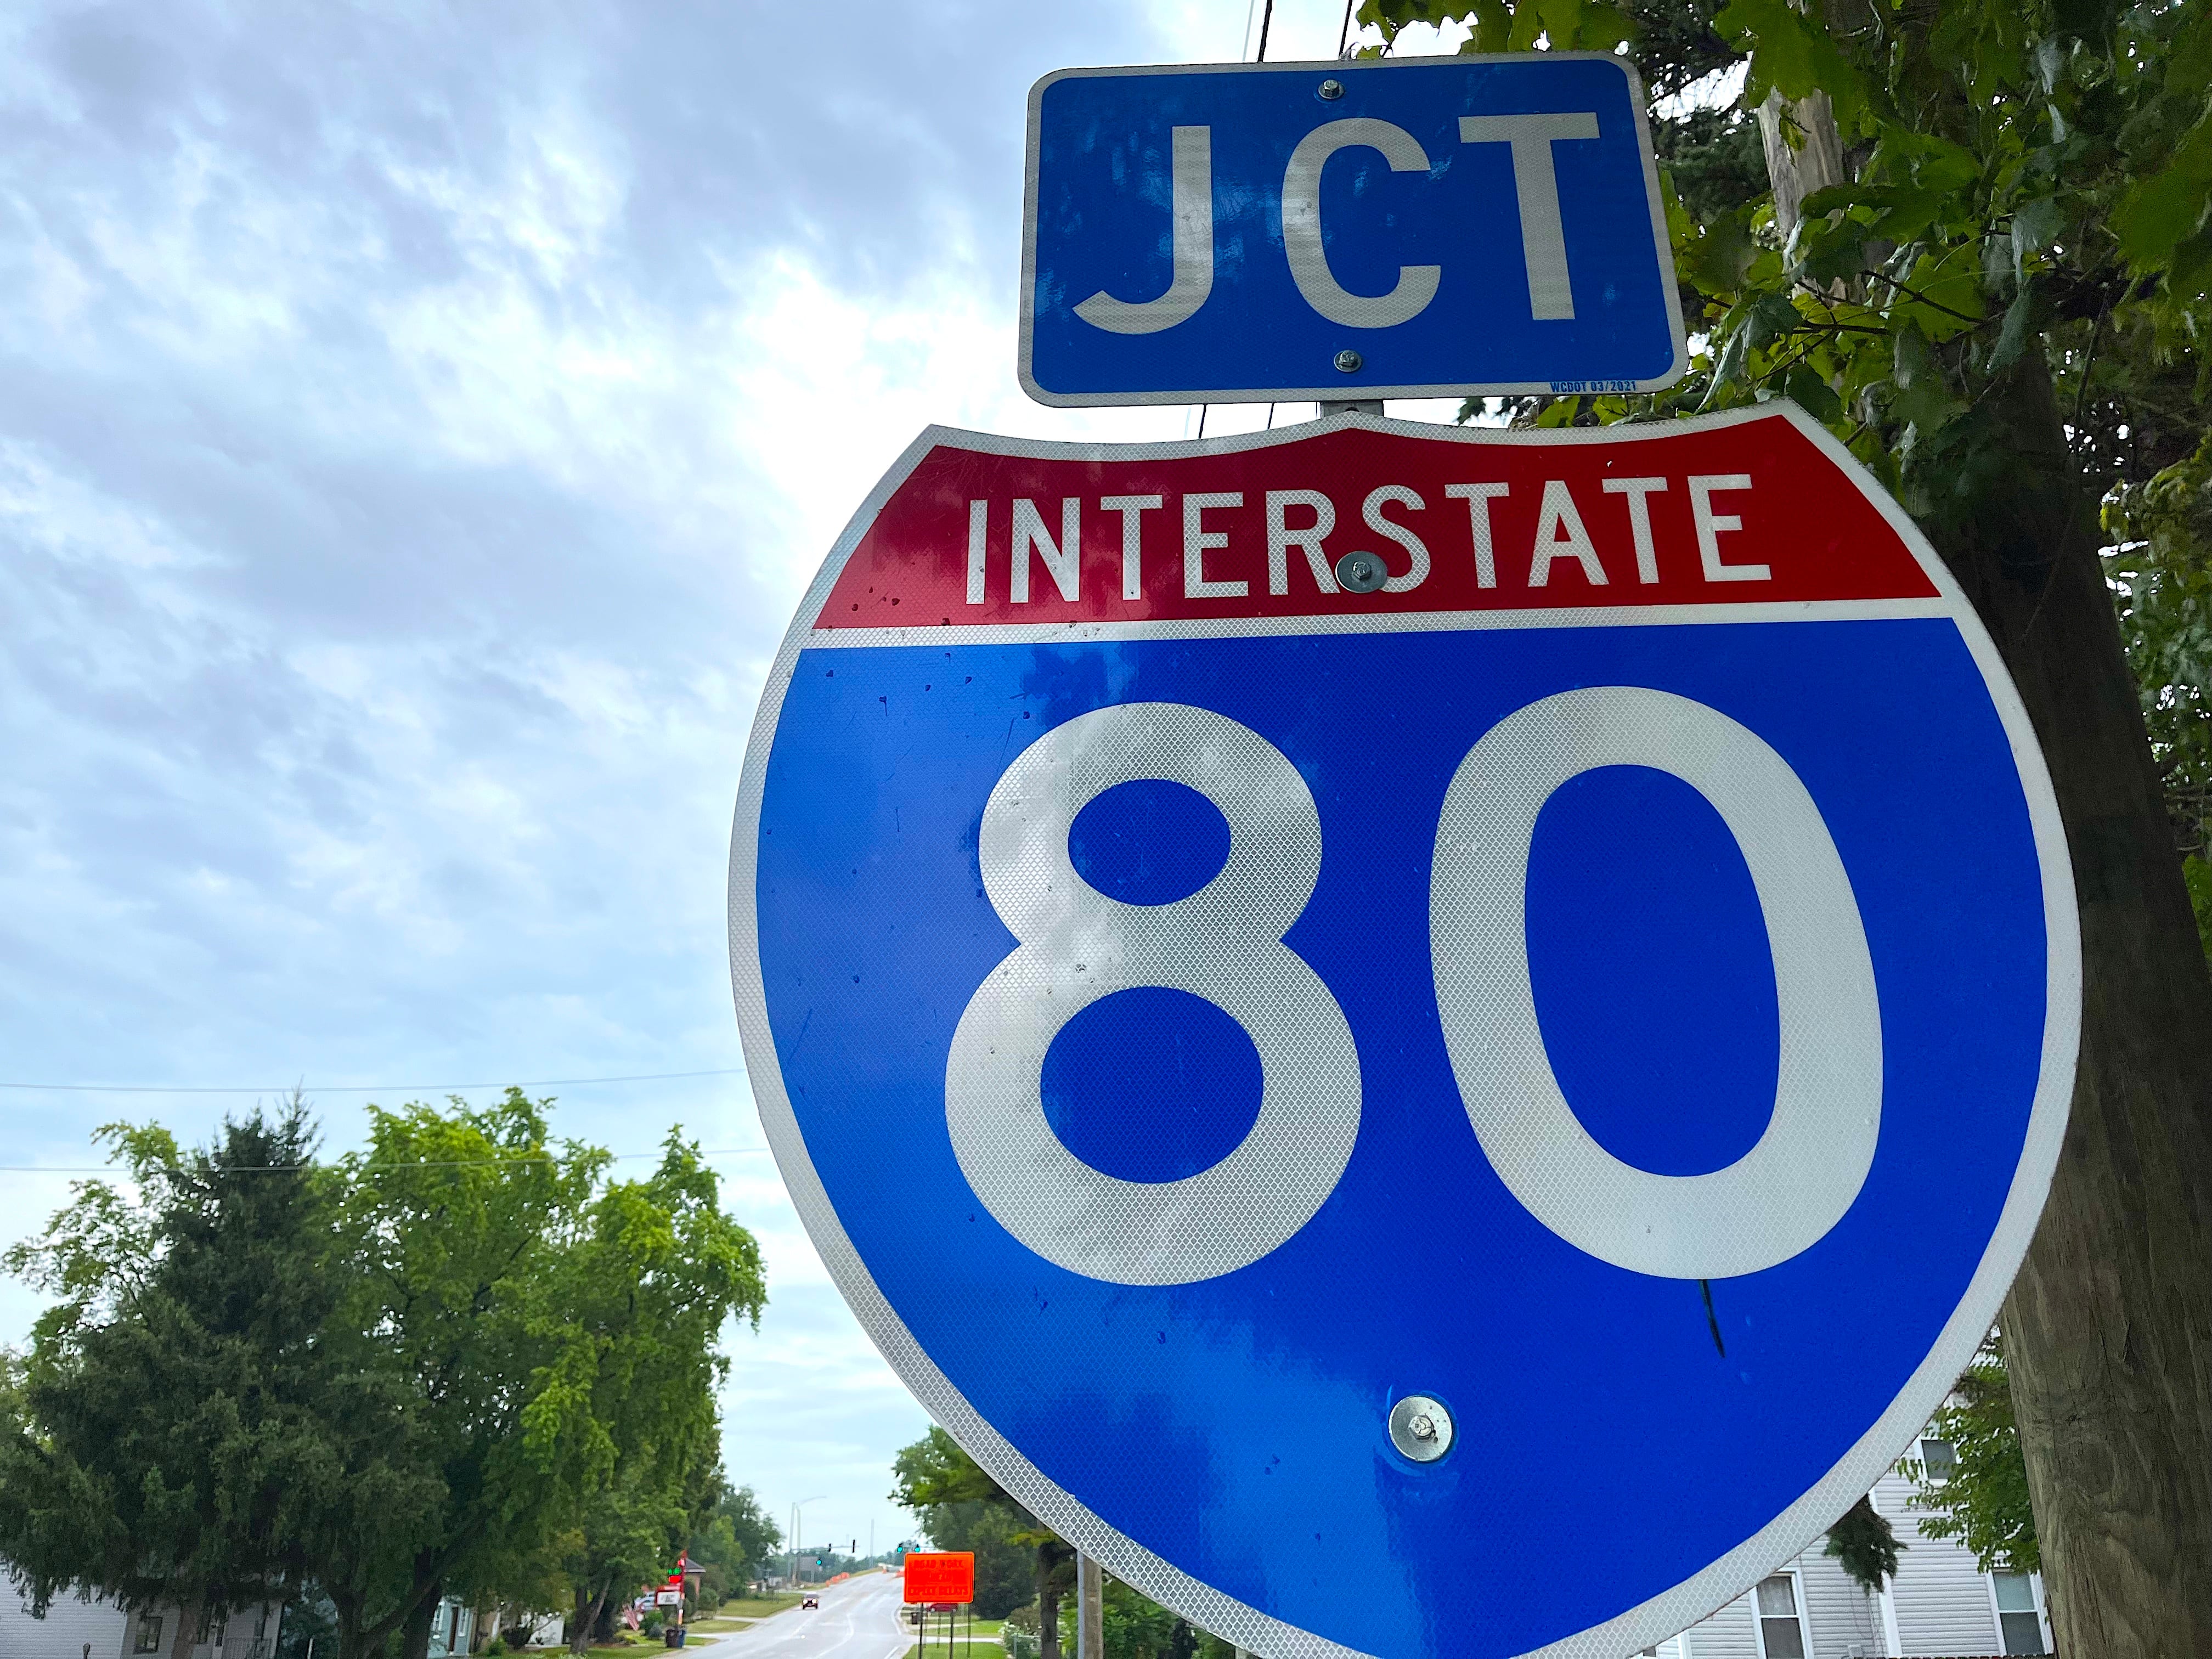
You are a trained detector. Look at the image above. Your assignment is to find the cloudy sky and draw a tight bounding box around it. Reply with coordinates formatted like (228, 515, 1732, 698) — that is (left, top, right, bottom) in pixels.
(0, 0, 1477, 1562)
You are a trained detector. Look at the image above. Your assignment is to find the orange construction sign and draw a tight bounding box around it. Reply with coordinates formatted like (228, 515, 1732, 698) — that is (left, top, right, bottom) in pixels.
(901, 1552, 975, 1606)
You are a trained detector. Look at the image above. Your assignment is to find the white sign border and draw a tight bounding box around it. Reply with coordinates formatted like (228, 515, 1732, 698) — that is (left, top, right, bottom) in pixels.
(1016, 54, 1691, 408)
(727, 404, 2080, 1659)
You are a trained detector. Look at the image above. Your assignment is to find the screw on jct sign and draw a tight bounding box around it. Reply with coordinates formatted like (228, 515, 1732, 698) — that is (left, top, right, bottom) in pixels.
(729, 408, 2078, 1659)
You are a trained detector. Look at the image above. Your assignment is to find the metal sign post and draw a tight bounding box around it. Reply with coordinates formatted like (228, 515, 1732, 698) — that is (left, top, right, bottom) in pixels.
(1075, 1555, 1103, 1659)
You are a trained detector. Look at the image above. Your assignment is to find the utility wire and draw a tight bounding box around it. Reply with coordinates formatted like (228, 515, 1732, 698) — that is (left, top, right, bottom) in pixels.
(0, 1146, 775, 1175)
(0, 1067, 746, 1096)
(1197, 0, 1279, 444)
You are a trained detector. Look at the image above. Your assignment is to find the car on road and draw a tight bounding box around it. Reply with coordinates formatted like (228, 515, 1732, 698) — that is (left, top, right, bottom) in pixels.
(801, 1595, 819, 1610)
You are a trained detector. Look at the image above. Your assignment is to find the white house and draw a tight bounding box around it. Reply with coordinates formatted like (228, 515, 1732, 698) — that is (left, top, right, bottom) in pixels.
(0, 1594, 283, 1659)
(1644, 1431, 2055, 1658)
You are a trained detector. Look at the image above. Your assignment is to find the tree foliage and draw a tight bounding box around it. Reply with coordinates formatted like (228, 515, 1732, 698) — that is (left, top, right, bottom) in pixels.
(1821, 1494, 1904, 1592)
(1904, 1334, 2040, 1573)
(892, 1428, 1071, 1658)
(687, 1484, 781, 1608)
(2, 1094, 766, 1659)
(1367, 0, 2212, 865)
(1054, 1577, 1188, 1659)
(911, 1502, 1034, 1621)
(0, 1107, 332, 1659)
(2106, 424, 2212, 945)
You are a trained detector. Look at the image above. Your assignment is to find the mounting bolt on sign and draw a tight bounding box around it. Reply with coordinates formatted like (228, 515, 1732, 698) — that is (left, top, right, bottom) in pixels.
(730, 404, 2079, 1659)
(1388, 1396, 1454, 1463)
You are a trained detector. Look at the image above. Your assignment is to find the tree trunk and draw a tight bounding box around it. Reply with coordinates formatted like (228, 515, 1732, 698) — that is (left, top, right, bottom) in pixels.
(1744, 72, 2212, 1653)
(170, 1601, 203, 1659)
(566, 1585, 610, 1659)
(329, 1589, 366, 1659)
(1753, 88, 1848, 240)
(1035, 1545, 1063, 1659)
(399, 1579, 442, 1659)
(1929, 362, 2212, 1655)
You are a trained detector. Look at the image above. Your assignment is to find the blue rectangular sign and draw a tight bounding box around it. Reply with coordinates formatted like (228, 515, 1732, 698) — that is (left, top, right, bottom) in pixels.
(1019, 55, 1688, 407)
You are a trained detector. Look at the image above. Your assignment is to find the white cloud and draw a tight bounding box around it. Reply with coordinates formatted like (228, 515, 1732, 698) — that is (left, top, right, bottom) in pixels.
(0, 0, 1516, 1551)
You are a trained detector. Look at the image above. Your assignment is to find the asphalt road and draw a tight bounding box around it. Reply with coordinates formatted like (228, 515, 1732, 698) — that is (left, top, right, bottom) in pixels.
(699, 1576, 912, 1659)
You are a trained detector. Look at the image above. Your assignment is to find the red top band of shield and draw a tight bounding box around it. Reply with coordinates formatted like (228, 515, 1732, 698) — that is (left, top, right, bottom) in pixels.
(815, 411, 1935, 630)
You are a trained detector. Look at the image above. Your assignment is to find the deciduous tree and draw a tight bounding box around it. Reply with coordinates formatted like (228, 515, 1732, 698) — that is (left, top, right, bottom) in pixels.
(892, 1428, 1071, 1658)
(2, 1092, 767, 1659)
(1908, 1334, 2040, 1574)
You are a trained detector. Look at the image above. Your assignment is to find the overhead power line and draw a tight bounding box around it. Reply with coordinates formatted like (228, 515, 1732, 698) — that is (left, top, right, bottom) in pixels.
(0, 1067, 747, 1096)
(0, 1146, 776, 1175)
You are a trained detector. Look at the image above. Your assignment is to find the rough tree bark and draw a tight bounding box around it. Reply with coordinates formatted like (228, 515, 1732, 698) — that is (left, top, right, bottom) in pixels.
(1951, 365, 2212, 1657)
(400, 1577, 443, 1659)
(167, 1601, 203, 1659)
(1753, 89, 1848, 235)
(1758, 95, 2212, 1659)
(566, 1584, 608, 1659)
(1034, 1540, 1070, 1659)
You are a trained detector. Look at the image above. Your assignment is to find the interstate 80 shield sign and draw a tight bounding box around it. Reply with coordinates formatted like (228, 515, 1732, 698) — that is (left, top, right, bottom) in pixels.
(728, 407, 2078, 1659)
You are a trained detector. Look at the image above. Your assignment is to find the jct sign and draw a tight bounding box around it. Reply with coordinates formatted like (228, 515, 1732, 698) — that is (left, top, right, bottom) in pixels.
(1020, 58, 1685, 405)
(730, 409, 2077, 1658)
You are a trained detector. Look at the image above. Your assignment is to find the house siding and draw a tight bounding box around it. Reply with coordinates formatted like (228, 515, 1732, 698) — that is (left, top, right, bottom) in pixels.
(1675, 1552, 1885, 1659)
(0, 1589, 279, 1659)
(1869, 1467, 2008, 1656)
(1, 1590, 127, 1659)
(1793, 1550, 1888, 1658)
(1680, 1592, 1761, 1659)
(1671, 1442, 2036, 1659)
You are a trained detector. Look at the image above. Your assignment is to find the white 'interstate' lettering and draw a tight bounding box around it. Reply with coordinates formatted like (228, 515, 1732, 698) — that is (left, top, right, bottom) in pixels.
(960, 477, 1763, 603)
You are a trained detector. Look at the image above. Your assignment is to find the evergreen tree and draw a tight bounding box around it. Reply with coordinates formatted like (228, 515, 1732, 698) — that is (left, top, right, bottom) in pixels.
(0, 1106, 332, 1659)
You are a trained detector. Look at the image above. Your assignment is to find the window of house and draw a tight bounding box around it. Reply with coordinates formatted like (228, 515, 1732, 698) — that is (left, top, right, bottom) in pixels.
(134, 1617, 163, 1655)
(1754, 1574, 1809, 1659)
(1919, 1436, 1959, 1480)
(1993, 1572, 2049, 1655)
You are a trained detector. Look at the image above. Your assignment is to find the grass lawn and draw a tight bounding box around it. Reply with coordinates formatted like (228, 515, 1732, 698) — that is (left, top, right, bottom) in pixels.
(900, 1622, 1006, 1659)
(706, 1594, 804, 1622)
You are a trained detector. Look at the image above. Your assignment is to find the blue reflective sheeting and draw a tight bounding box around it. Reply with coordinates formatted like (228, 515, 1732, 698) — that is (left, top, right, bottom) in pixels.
(753, 622, 2046, 1659)
(1028, 58, 1677, 399)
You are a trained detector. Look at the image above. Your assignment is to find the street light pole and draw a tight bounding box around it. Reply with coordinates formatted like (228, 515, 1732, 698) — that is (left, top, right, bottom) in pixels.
(789, 1496, 826, 1590)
